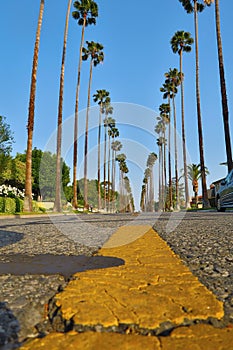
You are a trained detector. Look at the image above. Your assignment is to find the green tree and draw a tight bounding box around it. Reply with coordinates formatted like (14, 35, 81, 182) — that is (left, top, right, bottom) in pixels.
(82, 41, 104, 209)
(40, 151, 70, 202)
(16, 149, 70, 202)
(93, 89, 110, 210)
(54, 0, 72, 212)
(178, 0, 211, 208)
(0, 116, 14, 184)
(187, 163, 209, 206)
(72, 0, 98, 208)
(171, 30, 193, 209)
(0, 116, 14, 155)
(24, 0, 44, 212)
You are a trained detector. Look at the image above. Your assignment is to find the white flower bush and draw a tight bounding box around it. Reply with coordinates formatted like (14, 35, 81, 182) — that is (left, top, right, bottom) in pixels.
(0, 184, 25, 199)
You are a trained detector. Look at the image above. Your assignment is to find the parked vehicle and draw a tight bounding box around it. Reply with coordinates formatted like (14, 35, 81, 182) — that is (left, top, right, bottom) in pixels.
(216, 169, 233, 211)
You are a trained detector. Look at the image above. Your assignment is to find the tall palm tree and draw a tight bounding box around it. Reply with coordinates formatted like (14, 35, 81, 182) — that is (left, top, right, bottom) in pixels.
(106, 119, 116, 210)
(178, 0, 211, 208)
(93, 89, 110, 210)
(187, 163, 209, 206)
(158, 103, 170, 209)
(72, 0, 98, 208)
(109, 127, 119, 211)
(155, 121, 166, 211)
(140, 184, 146, 212)
(111, 139, 122, 210)
(53, 0, 72, 212)
(146, 152, 158, 212)
(124, 176, 134, 212)
(102, 101, 113, 209)
(160, 81, 173, 210)
(82, 41, 104, 209)
(171, 30, 193, 209)
(24, 0, 45, 212)
(121, 161, 129, 212)
(210, 0, 233, 172)
(116, 153, 127, 212)
(164, 68, 182, 210)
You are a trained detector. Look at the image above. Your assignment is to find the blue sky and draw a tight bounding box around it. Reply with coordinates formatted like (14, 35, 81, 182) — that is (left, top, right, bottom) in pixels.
(1, 0, 233, 208)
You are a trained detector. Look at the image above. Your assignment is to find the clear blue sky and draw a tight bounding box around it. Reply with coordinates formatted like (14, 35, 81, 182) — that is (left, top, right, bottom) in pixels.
(1, 0, 233, 208)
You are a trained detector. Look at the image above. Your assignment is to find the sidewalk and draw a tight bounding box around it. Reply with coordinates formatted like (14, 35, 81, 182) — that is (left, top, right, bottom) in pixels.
(20, 225, 233, 349)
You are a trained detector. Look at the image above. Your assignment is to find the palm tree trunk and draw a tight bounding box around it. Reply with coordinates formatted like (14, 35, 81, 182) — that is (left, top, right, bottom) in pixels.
(111, 141, 115, 212)
(163, 134, 167, 210)
(97, 103, 102, 211)
(172, 95, 179, 210)
(215, 0, 233, 172)
(150, 167, 154, 212)
(103, 124, 107, 210)
(84, 59, 93, 209)
(158, 147, 162, 211)
(194, 0, 210, 208)
(180, 50, 190, 209)
(72, 15, 86, 209)
(107, 133, 111, 211)
(54, 0, 72, 212)
(161, 144, 164, 211)
(24, 0, 44, 212)
(168, 96, 173, 211)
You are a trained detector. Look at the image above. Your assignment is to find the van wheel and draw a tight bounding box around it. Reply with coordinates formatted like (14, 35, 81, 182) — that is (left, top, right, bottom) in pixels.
(217, 197, 225, 212)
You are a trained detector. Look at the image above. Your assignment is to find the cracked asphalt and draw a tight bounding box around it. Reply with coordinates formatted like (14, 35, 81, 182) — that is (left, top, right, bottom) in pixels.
(20, 213, 233, 349)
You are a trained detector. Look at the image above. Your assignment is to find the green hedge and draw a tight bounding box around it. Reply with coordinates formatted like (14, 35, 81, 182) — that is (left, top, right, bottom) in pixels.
(0, 198, 47, 214)
(0, 197, 5, 212)
(0, 197, 24, 214)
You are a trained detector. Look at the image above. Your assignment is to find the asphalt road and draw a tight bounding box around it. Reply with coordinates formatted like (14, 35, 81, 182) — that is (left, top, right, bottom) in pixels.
(0, 210, 233, 348)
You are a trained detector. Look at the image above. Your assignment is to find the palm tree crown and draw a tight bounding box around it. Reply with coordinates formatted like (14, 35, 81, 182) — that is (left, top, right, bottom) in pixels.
(82, 41, 104, 65)
(72, 0, 98, 26)
(171, 30, 194, 56)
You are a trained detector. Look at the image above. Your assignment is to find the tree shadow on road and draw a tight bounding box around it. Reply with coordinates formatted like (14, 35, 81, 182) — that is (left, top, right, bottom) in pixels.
(0, 254, 125, 280)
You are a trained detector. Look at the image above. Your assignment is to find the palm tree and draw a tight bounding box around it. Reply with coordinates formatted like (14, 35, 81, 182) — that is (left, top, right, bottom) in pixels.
(171, 30, 193, 209)
(116, 153, 128, 212)
(158, 103, 170, 209)
(187, 163, 209, 206)
(124, 176, 134, 212)
(111, 139, 122, 205)
(140, 184, 146, 212)
(164, 68, 182, 210)
(72, 0, 98, 208)
(178, 0, 211, 208)
(210, 0, 233, 172)
(109, 127, 119, 211)
(102, 102, 113, 209)
(146, 152, 158, 212)
(155, 118, 166, 211)
(160, 81, 173, 210)
(107, 119, 116, 211)
(93, 89, 110, 210)
(82, 41, 104, 209)
(53, 0, 72, 212)
(24, 0, 45, 212)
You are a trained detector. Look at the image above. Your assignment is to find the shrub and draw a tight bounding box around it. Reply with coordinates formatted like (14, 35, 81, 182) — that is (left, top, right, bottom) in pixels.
(4, 198, 16, 214)
(15, 197, 24, 213)
(0, 197, 5, 212)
